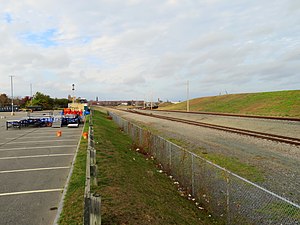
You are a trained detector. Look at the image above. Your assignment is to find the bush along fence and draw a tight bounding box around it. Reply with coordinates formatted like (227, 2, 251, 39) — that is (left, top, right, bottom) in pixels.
(84, 110, 101, 225)
(108, 111, 300, 225)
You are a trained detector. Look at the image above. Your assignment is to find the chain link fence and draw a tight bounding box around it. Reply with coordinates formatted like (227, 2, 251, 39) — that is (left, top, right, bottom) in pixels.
(109, 111, 300, 225)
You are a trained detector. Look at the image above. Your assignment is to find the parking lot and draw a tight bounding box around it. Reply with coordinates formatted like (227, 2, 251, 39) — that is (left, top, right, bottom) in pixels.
(0, 112, 83, 225)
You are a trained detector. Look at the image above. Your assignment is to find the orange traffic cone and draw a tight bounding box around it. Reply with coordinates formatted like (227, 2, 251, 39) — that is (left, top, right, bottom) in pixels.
(83, 132, 88, 139)
(56, 130, 62, 137)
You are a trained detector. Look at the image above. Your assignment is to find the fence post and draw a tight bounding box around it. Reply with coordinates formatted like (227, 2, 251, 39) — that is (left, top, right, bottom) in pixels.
(84, 192, 90, 225)
(226, 172, 230, 225)
(91, 163, 98, 186)
(191, 154, 195, 197)
(169, 142, 172, 170)
(90, 194, 101, 225)
(84, 154, 91, 225)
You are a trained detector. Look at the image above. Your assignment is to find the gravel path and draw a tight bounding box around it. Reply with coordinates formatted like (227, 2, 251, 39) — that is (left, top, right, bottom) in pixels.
(107, 108, 300, 205)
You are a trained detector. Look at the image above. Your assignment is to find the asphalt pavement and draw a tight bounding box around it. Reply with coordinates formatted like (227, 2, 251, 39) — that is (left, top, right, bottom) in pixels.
(0, 112, 82, 225)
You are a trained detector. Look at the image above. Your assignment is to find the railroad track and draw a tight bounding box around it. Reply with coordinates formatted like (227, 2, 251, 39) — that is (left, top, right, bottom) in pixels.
(119, 109, 300, 146)
(153, 110, 300, 122)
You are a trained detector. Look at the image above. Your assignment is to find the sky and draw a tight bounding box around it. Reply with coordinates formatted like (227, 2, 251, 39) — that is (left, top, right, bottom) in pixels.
(0, 0, 299, 101)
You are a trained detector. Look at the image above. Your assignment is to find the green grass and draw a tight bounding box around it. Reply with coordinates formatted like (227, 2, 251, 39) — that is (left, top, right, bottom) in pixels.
(194, 149, 265, 183)
(92, 110, 221, 225)
(167, 138, 190, 149)
(162, 139, 264, 184)
(160, 90, 300, 117)
(58, 117, 89, 225)
(257, 202, 300, 220)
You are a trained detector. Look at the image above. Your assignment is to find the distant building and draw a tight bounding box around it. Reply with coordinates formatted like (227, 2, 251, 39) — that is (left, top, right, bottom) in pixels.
(90, 100, 144, 107)
(26, 105, 43, 111)
(0, 105, 19, 112)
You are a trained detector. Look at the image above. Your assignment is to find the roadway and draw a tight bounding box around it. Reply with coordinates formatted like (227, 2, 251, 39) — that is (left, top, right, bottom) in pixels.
(0, 112, 82, 225)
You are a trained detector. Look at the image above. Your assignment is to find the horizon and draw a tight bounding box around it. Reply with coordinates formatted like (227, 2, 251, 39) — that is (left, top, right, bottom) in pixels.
(1, 89, 299, 103)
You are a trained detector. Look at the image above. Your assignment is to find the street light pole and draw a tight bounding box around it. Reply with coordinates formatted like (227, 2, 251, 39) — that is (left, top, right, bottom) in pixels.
(187, 80, 190, 112)
(10, 75, 14, 116)
(72, 84, 75, 104)
(150, 92, 153, 110)
(30, 83, 34, 105)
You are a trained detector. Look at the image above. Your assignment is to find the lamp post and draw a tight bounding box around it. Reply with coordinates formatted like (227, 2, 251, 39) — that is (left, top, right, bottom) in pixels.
(30, 83, 34, 105)
(72, 84, 75, 104)
(187, 80, 190, 112)
(150, 92, 153, 110)
(10, 75, 14, 116)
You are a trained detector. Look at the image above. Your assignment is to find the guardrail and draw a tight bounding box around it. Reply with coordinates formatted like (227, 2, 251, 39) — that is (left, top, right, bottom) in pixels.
(109, 111, 300, 225)
(84, 110, 101, 225)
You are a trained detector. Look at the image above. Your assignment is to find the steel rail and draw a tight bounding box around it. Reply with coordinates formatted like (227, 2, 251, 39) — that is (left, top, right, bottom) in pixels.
(119, 109, 300, 146)
(154, 109, 300, 122)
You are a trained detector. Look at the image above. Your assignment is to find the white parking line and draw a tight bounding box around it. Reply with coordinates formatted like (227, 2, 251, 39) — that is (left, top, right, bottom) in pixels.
(31, 130, 82, 134)
(0, 145, 77, 152)
(0, 188, 63, 197)
(0, 139, 76, 145)
(0, 166, 70, 174)
(5, 135, 79, 140)
(0, 153, 74, 160)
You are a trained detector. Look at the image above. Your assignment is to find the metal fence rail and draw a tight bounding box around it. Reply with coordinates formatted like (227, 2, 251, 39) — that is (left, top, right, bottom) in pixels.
(109, 111, 300, 225)
(84, 110, 101, 225)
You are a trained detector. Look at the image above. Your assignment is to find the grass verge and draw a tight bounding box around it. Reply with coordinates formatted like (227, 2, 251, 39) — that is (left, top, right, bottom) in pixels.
(58, 117, 89, 225)
(195, 150, 265, 183)
(92, 110, 221, 225)
(160, 90, 300, 117)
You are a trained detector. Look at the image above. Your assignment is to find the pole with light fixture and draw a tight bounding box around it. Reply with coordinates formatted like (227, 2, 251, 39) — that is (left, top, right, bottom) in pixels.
(187, 80, 190, 112)
(72, 84, 75, 104)
(9, 75, 14, 116)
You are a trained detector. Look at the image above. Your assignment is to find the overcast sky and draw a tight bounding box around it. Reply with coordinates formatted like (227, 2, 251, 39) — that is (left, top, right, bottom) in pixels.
(0, 0, 299, 101)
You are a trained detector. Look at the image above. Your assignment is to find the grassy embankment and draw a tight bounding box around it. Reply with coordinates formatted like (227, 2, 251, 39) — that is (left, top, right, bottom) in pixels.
(92, 109, 219, 225)
(58, 111, 220, 225)
(58, 118, 89, 225)
(160, 90, 300, 117)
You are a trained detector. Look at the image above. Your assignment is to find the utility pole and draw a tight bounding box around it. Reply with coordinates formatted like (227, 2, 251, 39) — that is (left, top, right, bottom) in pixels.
(30, 83, 34, 106)
(150, 92, 153, 110)
(187, 80, 190, 112)
(9, 75, 14, 116)
(30, 83, 33, 97)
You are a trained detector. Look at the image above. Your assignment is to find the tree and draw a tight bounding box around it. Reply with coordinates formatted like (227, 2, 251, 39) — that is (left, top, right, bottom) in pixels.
(30, 92, 54, 109)
(0, 93, 9, 107)
(53, 98, 69, 109)
(19, 96, 31, 108)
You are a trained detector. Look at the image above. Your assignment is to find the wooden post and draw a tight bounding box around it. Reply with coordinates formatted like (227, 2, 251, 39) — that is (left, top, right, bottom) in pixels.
(90, 194, 101, 225)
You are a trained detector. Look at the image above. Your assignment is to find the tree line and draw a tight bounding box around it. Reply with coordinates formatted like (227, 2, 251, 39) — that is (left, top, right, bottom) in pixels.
(0, 92, 70, 110)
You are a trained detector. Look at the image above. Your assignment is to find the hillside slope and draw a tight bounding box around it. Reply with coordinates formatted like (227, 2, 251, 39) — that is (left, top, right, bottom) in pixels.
(160, 90, 300, 117)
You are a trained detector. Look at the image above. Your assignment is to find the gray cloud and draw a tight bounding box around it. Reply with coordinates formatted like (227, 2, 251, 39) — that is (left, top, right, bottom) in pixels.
(0, 0, 299, 101)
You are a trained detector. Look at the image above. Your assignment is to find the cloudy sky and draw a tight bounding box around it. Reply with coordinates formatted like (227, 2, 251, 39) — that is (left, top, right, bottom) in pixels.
(0, 0, 299, 101)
